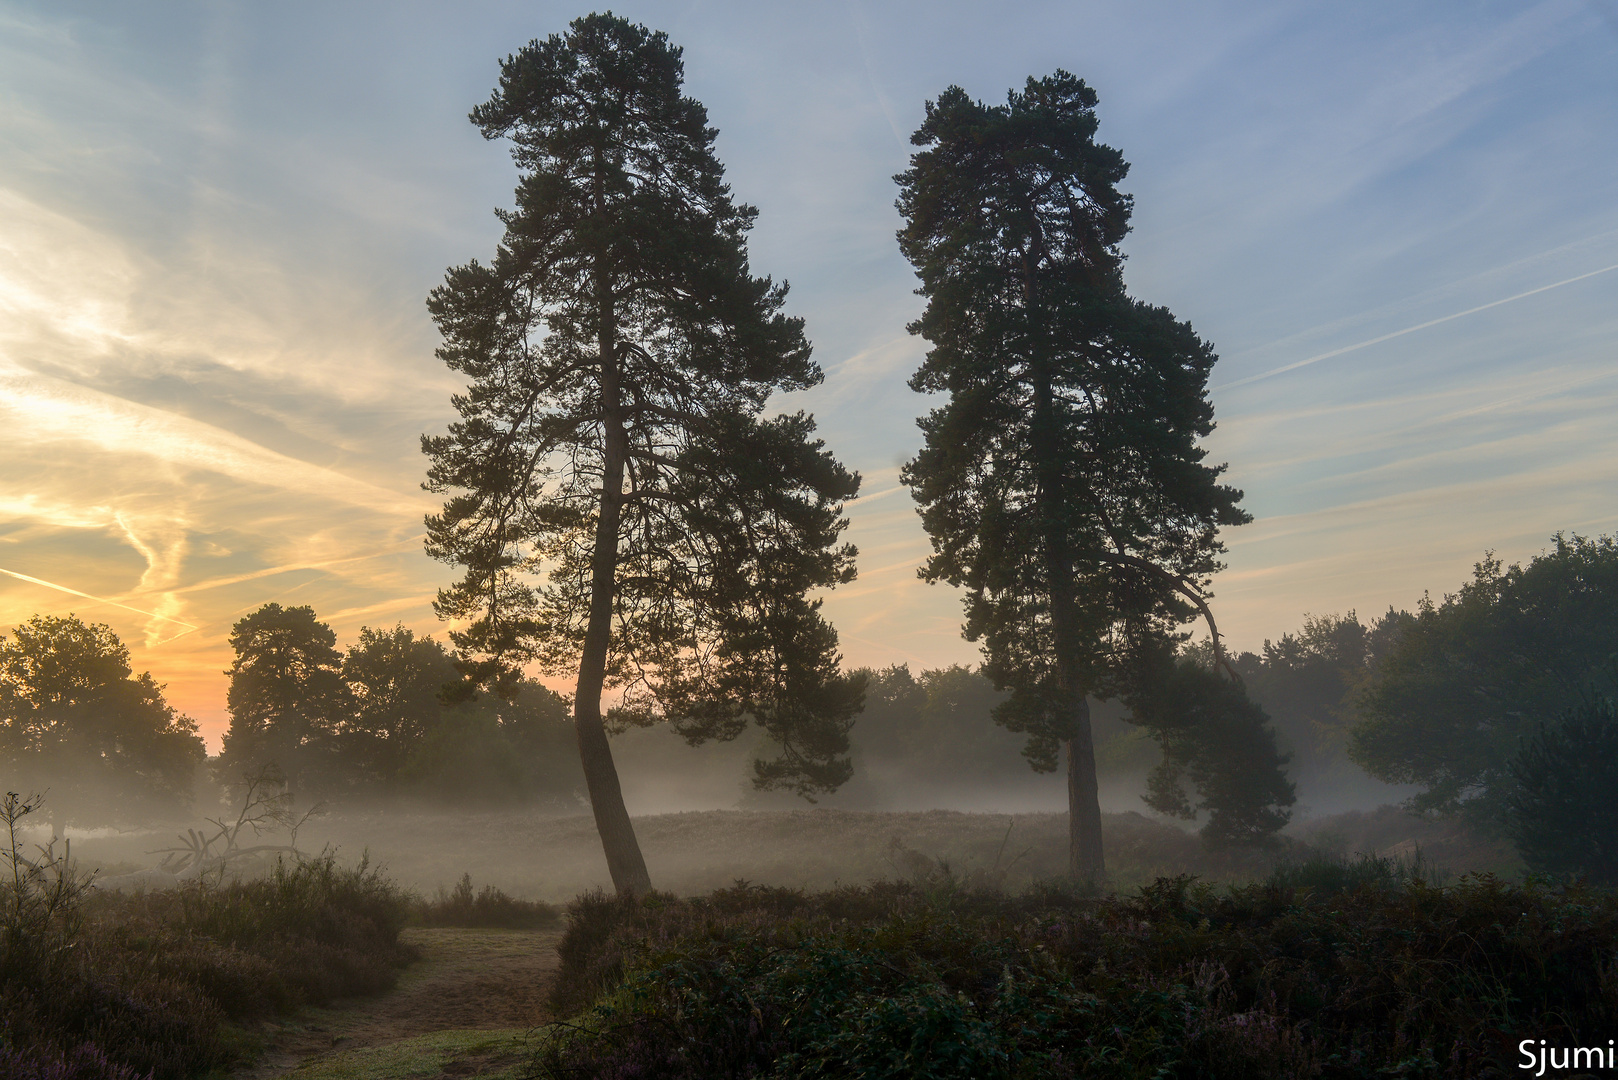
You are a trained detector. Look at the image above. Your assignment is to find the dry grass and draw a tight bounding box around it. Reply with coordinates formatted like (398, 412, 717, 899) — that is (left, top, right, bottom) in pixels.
(69, 804, 1516, 905)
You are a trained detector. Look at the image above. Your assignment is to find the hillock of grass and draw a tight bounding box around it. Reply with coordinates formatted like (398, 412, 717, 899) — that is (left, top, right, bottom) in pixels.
(538, 862, 1618, 1079)
(416, 872, 560, 929)
(1, 792, 416, 1080)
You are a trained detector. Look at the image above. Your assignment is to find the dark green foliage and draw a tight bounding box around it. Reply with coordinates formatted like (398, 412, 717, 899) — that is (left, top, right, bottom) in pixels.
(217, 603, 348, 793)
(340, 623, 463, 783)
(1509, 693, 1618, 885)
(0, 616, 204, 817)
(417, 873, 560, 929)
(348, 624, 581, 805)
(895, 72, 1257, 870)
(1263, 848, 1444, 895)
(1125, 649, 1295, 848)
(1230, 611, 1410, 808)
(541, 874, 1618, 1079)
(1351, 534, 1618, 830)
(898, 69, 1247, 761)
(422, 13, 864, 801)
(1, 792, 415, 1079)
(216, 610, 583, 805)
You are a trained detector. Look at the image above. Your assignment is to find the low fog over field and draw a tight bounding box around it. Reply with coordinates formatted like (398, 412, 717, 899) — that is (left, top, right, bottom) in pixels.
(19, 681, 1487, 907)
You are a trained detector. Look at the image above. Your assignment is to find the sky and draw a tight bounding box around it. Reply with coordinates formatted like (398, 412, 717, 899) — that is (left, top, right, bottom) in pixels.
(1, 0, 1615, 751)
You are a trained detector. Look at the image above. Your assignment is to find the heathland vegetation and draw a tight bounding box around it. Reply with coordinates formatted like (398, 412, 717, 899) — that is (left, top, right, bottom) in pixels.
(533, 867, 1618, 1078)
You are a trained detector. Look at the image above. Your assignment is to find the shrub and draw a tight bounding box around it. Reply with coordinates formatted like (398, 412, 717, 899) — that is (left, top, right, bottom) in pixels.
(2, 793, 417, 1079)
(1510, 693, 1618, 885)
(539, 873, 1618, 1079)
(2, 792, 93, 986)
(418, 873, 560, 929)
(1264, 847, 1446, 895)
(0, 1043, 154, 1080)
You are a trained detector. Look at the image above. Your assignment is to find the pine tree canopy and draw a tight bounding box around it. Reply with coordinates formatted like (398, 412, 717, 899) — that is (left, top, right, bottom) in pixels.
(422, 14, 863, 804)
(898, 72, 1251, 770)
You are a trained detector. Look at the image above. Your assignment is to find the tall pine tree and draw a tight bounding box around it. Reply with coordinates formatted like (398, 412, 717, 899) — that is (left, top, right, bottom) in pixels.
(424, 15, 862, 895)
(897, 73, 1260, 878)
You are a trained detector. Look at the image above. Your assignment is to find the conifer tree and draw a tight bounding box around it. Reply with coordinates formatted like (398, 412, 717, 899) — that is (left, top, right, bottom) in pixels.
(424, 15, 862, 895)
(897, 73, 1258, 878)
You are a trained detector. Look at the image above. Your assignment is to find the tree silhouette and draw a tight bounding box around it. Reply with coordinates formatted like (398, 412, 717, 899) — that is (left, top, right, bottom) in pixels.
(341, 625, 461, 785)
(0, 614, 203, 812)
(1352, 533, 1618, 831)
(218, 604, 347, 793)
(897, 73, 1254, 878)
(423, 15, 862, 894)
(1509, 692, 1618, 885)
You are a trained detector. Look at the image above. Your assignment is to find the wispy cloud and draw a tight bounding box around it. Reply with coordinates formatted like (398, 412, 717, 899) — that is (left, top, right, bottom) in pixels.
(0, 566, 198, 635)
(1, 0, 1613, 741)
(1218, 261, 1618, 391)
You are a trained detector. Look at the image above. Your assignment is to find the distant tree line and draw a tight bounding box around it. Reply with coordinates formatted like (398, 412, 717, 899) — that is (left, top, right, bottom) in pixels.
(215, 603, 583, 805)
(0, 615, 204, 819)
(3, 531, 1613, 883)
(827, 532, 1618, 881)
(0, 604, 583, 818)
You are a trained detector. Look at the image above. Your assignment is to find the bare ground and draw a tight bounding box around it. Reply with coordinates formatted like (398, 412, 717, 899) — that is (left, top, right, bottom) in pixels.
(234, 926, 563, 1079)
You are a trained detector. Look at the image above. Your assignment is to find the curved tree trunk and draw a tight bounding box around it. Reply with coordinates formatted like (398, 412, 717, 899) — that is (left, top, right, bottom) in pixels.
(574, 454, 652, 894)
(574, 272, 652, 899)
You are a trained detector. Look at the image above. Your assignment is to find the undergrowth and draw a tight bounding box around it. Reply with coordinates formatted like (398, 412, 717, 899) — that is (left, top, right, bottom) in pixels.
(0, 792, 416, 1080)
(539, 861, 1618, 1079)
(416, 873, 560, 929)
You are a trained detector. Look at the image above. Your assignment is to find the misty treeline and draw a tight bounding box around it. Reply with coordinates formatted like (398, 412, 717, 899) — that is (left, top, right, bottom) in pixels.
(0, 615, 204, 818)
(1, 540, 1615, 883)
(0, 605, 578, 819)
(819, 534, 1618, 881)
(213, 603, 579, 805)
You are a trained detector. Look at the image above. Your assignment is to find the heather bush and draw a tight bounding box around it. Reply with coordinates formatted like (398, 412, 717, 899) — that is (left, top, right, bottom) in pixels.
(0, 1042, 154, 1080)
(172, 848, 414, 1003)
(539, 873, 1618, 1079)
(1263, 847, 1447, 895)
(1, 792, 416, 1079)
(417, 873, 560, 929)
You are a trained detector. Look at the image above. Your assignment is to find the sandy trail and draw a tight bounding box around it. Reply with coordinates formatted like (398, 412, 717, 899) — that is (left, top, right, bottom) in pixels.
(236, 926, 564, 1078)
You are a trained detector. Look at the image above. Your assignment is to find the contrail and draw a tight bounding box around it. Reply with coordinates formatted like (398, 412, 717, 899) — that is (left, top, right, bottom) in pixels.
(853, 484, 906, 506)
(167, 535, 428, 596)
(1219, 261, 1618, 391)
(0, 567, 199, 630)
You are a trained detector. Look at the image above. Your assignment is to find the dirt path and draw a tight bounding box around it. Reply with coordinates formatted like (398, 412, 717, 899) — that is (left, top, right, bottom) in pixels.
(236, 926, 565, 1079)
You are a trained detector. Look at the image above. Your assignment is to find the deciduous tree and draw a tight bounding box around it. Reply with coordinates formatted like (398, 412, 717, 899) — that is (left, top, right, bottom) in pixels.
(341, 625, 462, 784)
(1351, 533, 1618, 830)
(897, 73, 1259, 878)
(424, 15, 863, 894)
(218, 604, 347, 793)
(0, 614, 203, 813)
(1509, 692, 1618, 885)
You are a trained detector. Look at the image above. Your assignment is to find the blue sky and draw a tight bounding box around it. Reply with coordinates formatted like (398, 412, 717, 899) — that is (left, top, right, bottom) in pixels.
(2, 0, 1615, 746)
